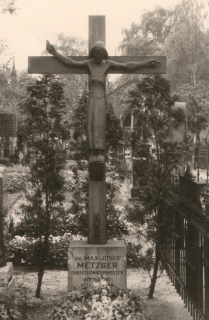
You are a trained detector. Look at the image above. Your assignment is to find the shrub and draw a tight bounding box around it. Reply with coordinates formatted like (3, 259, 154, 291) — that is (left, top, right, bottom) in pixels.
(5, 234, 84, 268)
(6, 236, 143, 269)
(0, 303, 24, 320)
(126, 241, 143, 268)
(6, 166, 29, 193)
(63, 170, 75, 192)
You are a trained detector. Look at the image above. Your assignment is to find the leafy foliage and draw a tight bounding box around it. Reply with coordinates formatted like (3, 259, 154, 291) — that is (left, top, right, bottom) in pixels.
(176, 81, 209, 136)
(17, 75, 70, 297)
(164, 0, 209, 88)
(141, 7, 171, 43)
(6, 236, 141, 269)
(0, 64, 32, 117)
(171, 107, 186, 129)
(5, 234, 81, 268)
(0, 303, 24, 320)
(119, 0, 209, 93)
(119, 7, 171, 56)
(126, 242, 143, 269)
(0, 0, 17, 14)
(119, 23, 161, 56)
(7, 167, 29, 193)
(43, 32, 88, 121)
(125, 75, 183, 298)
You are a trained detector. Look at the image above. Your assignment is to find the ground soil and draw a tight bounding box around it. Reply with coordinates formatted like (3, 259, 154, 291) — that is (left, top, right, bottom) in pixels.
(13, 267, 193, 320)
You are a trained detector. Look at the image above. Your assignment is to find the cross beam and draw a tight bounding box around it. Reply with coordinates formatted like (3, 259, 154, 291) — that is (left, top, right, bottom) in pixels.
(28, 56, 166, 74)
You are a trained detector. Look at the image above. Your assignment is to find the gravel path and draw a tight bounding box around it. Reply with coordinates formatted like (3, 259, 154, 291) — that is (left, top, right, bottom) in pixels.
(127, 269, 193, 320)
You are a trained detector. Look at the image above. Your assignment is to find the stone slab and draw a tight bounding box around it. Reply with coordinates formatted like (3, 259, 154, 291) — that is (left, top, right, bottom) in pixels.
(0, 275, 15, 297)
(0, 262, 13, 286)
(68, 240, 126, 290)
(0, 166, 8, 215)
(7, 275, 15, 296)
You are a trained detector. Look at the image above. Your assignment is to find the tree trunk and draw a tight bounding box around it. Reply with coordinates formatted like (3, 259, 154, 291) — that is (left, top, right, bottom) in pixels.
(148, 245, 161, 299)
(35, 237, 49, 298)
(36, 266, 44, 298)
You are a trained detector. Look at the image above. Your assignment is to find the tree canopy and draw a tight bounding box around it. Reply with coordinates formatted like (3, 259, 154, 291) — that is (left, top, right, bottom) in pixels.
(0, 0, 17, 15)
(118, 0, 209, 139)
(43, 32, 88, 121)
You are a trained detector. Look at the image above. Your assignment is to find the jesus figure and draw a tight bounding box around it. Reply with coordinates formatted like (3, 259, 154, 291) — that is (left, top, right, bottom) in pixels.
(46, 40, 160, 150)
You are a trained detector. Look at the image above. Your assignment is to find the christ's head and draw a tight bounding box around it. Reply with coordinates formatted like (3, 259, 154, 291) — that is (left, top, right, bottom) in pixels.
(89, 41, 108, 63)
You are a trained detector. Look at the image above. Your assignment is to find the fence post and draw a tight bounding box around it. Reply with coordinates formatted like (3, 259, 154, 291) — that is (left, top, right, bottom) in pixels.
(204, 237, 209, 319)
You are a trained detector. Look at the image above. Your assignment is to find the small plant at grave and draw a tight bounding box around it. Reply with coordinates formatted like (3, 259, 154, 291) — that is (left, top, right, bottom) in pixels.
(0, 283, 29, 320)
(126, 242, 143, 269)
(0, 302, 25, 320)
(49, 277, 145, 320)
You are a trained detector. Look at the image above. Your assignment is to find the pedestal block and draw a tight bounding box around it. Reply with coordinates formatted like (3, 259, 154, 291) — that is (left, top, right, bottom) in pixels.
(68, 240, 126, 290)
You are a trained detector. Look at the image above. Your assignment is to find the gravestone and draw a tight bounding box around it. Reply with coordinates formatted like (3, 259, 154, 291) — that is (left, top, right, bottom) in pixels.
(0, 167, 15, 302)
(0, 113, 17, 160)
(28, 15, 166, 290)
(0, 167, 8, 267)
(171, 102, 187, 143)
(68, 240, 126, 289)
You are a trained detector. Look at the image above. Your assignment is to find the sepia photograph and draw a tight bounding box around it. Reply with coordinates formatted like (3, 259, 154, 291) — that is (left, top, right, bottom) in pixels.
(0, 0, 209, 319)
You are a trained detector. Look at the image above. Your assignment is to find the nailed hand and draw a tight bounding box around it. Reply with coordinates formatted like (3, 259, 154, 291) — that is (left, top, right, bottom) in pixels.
(46, 40, 56, 55)
(147, 60, 161, 68)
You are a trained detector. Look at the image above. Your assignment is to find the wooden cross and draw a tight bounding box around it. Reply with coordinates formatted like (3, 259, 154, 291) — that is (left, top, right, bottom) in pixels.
(28, 16, 166, 245)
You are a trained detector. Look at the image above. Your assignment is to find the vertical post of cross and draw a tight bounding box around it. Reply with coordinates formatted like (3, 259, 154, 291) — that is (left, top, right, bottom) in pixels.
(88, 16, 107, 244)
(89, 16, 105, 50)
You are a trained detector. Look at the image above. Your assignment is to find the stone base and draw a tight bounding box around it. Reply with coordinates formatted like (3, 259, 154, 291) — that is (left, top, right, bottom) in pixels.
(68, 240, 126, 290)
(0, 262, 15, 304)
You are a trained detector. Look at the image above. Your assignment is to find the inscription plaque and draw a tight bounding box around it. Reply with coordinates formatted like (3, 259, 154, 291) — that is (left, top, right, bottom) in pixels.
(68, 240, 126, 290)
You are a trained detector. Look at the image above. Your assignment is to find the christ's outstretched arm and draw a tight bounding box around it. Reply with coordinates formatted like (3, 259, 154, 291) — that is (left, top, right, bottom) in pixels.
(46, 40, 87, 69)
(109, 59, 161, 71)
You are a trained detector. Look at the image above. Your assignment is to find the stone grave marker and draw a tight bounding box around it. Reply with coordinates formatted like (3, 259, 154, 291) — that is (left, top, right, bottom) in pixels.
(0, 167, 15, 303)
(0, 113, 17, 160)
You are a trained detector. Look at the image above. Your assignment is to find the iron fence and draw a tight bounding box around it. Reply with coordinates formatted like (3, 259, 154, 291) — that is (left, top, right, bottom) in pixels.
(198, 147, 209, 170)
(168, 176, 209, 320)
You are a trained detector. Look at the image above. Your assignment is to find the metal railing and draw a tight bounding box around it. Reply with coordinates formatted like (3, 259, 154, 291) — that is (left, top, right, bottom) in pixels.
(168, 176, 209, 320)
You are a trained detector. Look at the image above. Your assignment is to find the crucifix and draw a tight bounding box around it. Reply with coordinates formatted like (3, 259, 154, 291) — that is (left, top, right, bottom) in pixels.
(28, 16, 166, 245)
